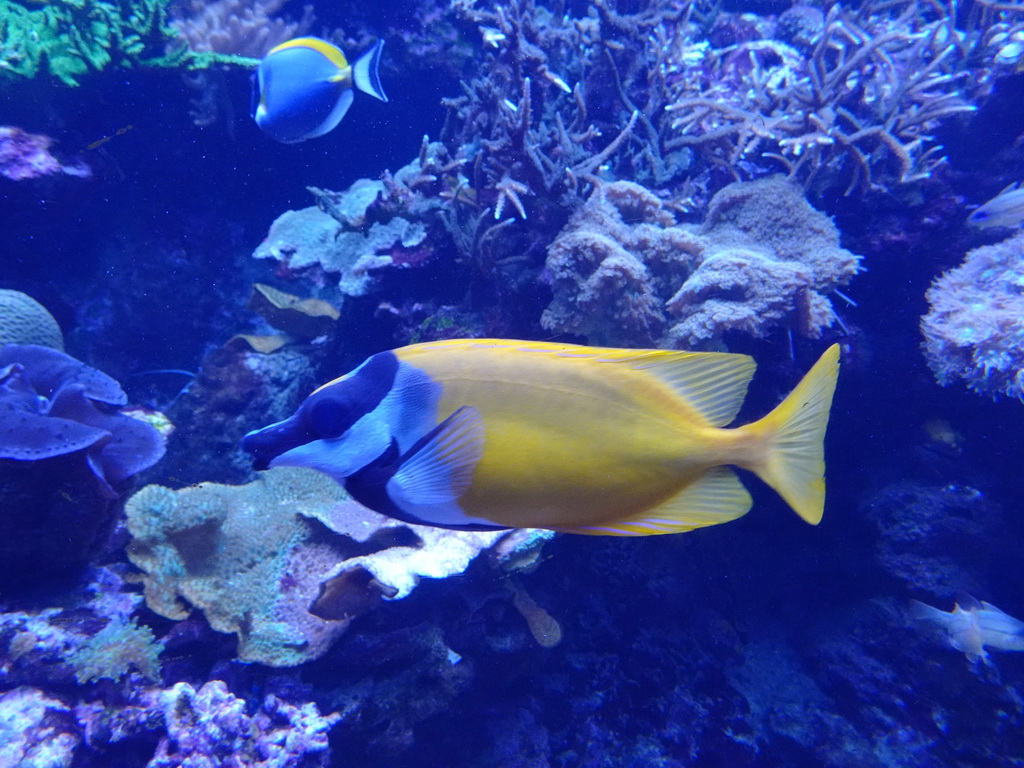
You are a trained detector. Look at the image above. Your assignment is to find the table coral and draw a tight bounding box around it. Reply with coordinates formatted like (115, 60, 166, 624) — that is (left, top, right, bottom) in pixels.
(542, 176, 861, 349)
(125, 467, 526, 667)
(921, 230, 1024, 401)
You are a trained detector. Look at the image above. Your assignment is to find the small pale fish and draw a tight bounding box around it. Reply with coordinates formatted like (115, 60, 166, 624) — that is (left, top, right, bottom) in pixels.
(910, 597, 1024, 665)
(968, 182, 1024, 229)
(243, 340, 840, 536)
(252, 37, 388, 144)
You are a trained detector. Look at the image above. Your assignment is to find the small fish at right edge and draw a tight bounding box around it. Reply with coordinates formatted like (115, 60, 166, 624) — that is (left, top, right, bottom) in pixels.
(910, 597, 1024, 666)
(968, 182, 1024, 229)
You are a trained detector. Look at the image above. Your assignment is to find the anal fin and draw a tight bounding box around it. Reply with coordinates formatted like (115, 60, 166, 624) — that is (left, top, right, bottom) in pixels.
(558, 466, 752, 537)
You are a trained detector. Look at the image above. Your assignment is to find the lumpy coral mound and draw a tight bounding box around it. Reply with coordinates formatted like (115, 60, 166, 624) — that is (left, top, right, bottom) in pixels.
(921, 230, 1024, 401)
(125, 467, 528, 666)
(542, 176, 861, 349)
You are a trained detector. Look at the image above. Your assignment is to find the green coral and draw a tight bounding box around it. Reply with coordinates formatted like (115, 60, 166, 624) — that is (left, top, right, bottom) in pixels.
(124, 467, 527, 667)
(0, 0, 255, 86)
(67, 616, 163, 684)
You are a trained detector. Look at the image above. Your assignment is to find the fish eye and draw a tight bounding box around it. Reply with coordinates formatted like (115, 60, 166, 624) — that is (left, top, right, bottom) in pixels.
(971, 210, 988, 220)
(305, 393, 354, 438)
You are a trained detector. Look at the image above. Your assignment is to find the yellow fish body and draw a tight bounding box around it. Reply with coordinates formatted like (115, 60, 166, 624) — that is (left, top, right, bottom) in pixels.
(243, 340, 840, 536)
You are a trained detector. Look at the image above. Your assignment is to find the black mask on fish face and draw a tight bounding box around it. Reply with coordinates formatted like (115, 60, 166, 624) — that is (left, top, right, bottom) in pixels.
(242, 351, 399, 470)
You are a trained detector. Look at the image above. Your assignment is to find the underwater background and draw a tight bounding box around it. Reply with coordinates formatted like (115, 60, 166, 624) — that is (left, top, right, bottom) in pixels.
(3, 0, 1024, 765)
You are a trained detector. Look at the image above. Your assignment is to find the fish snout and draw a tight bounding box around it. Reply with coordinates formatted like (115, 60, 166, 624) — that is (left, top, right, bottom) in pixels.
(242, 418, 313, 470)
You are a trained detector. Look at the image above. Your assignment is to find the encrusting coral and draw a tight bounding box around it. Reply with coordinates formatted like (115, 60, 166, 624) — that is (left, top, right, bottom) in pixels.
(921, 230, 1024, 401)
(542, 176, 861, 349)
(150, 680, 339, 768)
(125, 467, 543, 666)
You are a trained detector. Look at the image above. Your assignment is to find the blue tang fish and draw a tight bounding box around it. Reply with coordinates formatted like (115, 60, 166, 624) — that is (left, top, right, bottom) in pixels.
(243, 340, 840, 536)
(252, 37, 387, 143)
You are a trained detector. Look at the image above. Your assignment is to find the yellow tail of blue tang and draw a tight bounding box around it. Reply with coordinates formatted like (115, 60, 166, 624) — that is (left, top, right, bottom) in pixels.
(243, 340, 840, 536)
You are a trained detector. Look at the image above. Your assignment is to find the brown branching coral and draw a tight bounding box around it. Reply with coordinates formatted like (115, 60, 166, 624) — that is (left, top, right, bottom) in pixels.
(659, 1, 977, 193)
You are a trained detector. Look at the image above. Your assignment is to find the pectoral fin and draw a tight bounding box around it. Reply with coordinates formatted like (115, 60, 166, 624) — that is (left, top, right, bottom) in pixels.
(386, 406, 494, 528)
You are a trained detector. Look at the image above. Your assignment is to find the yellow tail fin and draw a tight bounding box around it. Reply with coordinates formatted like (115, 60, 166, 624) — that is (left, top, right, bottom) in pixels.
(742, 344, 840, 525)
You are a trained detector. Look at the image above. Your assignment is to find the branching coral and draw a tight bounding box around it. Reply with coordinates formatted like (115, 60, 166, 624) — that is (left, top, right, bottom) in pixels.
(0, 0, 186, 86)
(921, 230, 1024, 401)
(659, 1, 978, 193)
(542, 176, 860, 349)
(443, 0, 662, 219)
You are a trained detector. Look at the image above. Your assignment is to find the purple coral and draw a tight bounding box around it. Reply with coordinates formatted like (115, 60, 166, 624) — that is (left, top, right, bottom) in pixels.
(921, 230, 1024, 400)
(0, 345, 165, 588)
(0, 126, 90, 181)
(0, 345, 165, 492)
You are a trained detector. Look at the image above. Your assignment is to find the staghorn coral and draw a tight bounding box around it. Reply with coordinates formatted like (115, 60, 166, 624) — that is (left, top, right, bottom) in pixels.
(0, 289, 64, 350)
(542, 176, 861, 349)
(658, 1, 978, 193)
(170, 0, 314, 59)
(444, 0, 658, 211)
(125, 467, 534, 666)
(921, 230, 1024, 401)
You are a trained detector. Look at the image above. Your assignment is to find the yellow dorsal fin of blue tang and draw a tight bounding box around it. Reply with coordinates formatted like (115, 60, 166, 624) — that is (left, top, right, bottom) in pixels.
(242, 340, 840, 536)
(252, 37, 388, 144)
